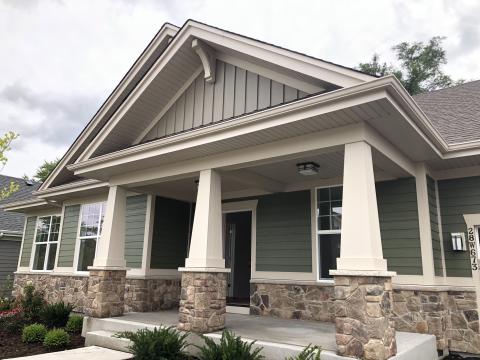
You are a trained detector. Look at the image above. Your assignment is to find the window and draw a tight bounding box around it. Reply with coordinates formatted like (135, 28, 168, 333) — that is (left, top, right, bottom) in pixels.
(32, 215, 61, 271)
(76, 202, 106, 272)
(317, 186, 342, 279)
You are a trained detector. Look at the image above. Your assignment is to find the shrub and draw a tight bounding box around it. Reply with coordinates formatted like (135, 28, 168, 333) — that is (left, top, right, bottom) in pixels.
(115, 326, 189, 360)
(65, 315, 83, 334)
(197, 330, 264, 360)
(19, 284, 45, 323)
(40, 301, 73, 328)
(43, 329, 70, 350)
(0, 308, 25, 333)
(22, 323, 47, 343)
(285, 345, 321, 360)
(0, 297, 13, 311)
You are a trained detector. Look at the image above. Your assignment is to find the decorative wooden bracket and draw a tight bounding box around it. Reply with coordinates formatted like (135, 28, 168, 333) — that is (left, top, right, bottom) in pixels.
(192, 38, 216, 83)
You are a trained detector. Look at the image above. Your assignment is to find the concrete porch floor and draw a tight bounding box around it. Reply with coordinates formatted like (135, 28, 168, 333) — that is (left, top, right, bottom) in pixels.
(84, 310, 437, 360)
(119, 309, 337, 350)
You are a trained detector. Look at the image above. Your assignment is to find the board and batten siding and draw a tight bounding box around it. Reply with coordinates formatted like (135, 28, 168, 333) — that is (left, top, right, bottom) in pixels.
(57, 205, 81, 267)
(125, 194, 148, 268)
(427, 176, 443, 276)
(438, 176, 479, 277)
(150, 196, 190, 269)
(376, 178, 423, 275)
(142, 60, 308, 142)
(19, 216, 37, 267)
(0, 239, 21, 283)
(256, 190, 312, 272)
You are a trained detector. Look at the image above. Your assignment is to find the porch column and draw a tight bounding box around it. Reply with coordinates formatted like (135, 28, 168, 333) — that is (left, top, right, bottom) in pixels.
(86, 185, 127, 318)
(331, 142, 397, 360)
(178, 169, 229, 333)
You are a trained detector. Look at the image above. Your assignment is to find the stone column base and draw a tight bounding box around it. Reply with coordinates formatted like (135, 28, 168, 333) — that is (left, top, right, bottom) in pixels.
(86, 269, 126, 318)
(333, 274, 396, 360)
(178, 271, 227, 333)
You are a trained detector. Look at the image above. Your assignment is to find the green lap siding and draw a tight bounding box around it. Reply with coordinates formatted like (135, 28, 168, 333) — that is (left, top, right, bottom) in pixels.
(427, 176, 443, 276)
(438, 176, 479, 277)
(57, 205, 80, 267)
(376, 178, 423, 275)
(20, 216, 37, 267)
(256, 190, 312, 272)
(125, 195, 148, 268)
(150, 197, 190, 269)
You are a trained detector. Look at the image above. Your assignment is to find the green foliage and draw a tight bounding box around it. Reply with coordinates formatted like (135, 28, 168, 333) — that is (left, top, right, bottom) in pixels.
(19, 284, 45, 324)
(285, 345, 321, 360)
(115, 326, 189, 360)
(358, 36, 463, 95)
(0, 296, 13, 311)
(65, 315, 83, 334)
(34, 158, 60, 183)
(0, 131, 19, 201)
(40, 301, 74, 329)
(43, 328, 71, 350)
(197, 330, 264, 360)
(22, 323, 47, 344)
(0, 308, 24, 333)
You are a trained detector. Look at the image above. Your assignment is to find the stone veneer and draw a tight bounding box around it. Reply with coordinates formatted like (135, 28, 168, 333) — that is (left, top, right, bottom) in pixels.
(13, 273, 181, 315)
(333, 276, 396, 360)
(178, 271, 227, 333)
(85, 269, 126, 318)
(124, 278, 181, 312)
(250, 282, 334, 322)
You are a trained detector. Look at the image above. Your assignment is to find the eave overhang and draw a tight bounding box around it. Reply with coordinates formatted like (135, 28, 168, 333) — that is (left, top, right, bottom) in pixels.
(67, 76, 452, 181)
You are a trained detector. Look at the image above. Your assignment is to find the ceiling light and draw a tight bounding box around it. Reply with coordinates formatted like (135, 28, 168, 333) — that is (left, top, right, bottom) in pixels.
(297, 162, 319, 176)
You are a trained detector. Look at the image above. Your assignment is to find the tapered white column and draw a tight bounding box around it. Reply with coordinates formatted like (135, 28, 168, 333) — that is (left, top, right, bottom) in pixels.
(336, 141, 387, 272)
(184, 169, 225, 269)
(92, 185, 127, 269)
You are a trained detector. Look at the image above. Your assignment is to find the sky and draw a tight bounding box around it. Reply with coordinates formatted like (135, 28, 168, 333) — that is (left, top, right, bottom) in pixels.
(1, 0, 480, 178)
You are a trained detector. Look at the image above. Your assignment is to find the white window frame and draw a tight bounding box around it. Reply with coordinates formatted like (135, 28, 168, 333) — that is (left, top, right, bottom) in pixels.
(316, 185, 342, 281)
(30, 215, 61, 272)
(73, 202, 106, 274)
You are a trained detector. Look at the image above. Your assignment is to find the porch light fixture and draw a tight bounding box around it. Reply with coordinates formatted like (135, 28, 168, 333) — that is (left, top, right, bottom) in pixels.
(451, 232, 467, 251)
(296, 162, 320, 176)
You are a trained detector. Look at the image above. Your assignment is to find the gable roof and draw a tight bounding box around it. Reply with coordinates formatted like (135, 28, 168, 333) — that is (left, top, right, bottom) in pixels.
(39, 19, 375, 193)
(0, 175, 40, 234)
(414, 80, 480, 145)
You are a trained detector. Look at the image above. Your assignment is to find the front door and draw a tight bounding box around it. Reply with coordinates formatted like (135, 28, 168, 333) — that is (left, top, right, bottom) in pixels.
(224, 211, 252, 306)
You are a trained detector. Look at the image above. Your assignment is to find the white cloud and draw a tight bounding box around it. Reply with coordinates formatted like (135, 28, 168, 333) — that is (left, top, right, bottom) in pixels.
(0, 0, 479, 177)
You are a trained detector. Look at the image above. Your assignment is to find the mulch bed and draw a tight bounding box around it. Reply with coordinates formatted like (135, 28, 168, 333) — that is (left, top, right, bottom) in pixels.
(0, 331, 84, 359)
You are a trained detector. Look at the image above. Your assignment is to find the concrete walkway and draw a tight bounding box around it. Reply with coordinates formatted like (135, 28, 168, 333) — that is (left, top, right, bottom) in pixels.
(7, 346, 133, 360)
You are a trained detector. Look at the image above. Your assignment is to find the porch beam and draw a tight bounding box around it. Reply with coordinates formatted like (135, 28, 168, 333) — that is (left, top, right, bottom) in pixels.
(184, 169, 225, 269)
(92, 185, 127, 269)
(336, 141, 388, 272)
(109, 124, 363, 187)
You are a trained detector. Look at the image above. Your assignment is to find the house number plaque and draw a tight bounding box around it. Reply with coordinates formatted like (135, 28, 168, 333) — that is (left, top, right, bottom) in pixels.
(467, 227, 478, 271)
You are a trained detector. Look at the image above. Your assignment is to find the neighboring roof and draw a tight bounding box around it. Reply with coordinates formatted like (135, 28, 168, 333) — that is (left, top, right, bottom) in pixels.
(414, 80, 480, 145)
(0, 175, 40, 233)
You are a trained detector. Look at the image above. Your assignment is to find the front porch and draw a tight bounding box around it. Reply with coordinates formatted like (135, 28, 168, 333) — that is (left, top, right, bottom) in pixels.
(83, 310, 437, 360)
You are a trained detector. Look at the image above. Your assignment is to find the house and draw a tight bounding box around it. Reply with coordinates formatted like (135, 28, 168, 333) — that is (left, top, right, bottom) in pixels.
(0, 175, 39, 295)
(4, 20, 480, 359)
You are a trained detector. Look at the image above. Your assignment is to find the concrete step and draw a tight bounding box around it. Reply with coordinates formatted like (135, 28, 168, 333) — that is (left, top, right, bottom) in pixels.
(85, 330, 131, 353)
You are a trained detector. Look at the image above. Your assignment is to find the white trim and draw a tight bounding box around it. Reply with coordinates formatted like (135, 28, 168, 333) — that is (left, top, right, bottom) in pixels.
(16, 217, 29, 270)
(40, 23, 178, 191)
(142, 194, 154, 274)
(133, 67, 203, 145)
(29, 214, 61, 272)
(434, 179, 447, 278)
(53, 204, 67, 271)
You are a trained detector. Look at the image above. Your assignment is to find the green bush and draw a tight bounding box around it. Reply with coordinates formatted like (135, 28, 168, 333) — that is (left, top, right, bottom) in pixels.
(22, 323, 47, 344)
(40, 301, 73, 328)
(285, 345, 321, 360)
(0, 297, 13, 311)
(43, 329, 70, 350)
(20, 284, 45, 324)
(197, 330, 264, 360)
(115, 326, 189, 360)
(65, 315, 83, 334)
(0, 308, 25, 333)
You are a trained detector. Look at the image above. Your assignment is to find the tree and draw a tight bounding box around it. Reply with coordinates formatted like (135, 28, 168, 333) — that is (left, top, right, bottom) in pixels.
(0, 131, 19, 200)
(34, 158, 60, 183)
(358, 36, 462, 95)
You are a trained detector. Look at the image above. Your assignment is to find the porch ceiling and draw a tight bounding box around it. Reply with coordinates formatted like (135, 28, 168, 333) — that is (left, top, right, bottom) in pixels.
(128, 148, 410, 202)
